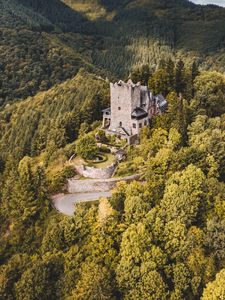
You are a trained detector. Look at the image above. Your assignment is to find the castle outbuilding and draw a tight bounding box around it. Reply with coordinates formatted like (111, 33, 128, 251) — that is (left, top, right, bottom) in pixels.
(102, 79, 167, 144)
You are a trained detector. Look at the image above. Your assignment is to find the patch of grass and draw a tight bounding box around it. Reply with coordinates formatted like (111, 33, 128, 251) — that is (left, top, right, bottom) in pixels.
(93, 153, 115, 169)
(86, 154, 107, 164)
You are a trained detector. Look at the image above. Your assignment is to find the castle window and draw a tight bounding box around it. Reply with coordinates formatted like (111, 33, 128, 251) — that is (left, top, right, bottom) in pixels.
(118, 107, 121, 110)
(133, 123, 136, 128)
(144, 120, 147, 126)
(139, 123, 142, 128)
(119, 122, 122, 127)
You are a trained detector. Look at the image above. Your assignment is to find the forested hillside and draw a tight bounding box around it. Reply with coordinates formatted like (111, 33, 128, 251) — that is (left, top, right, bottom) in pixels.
(0, 69, 109, 161)
(0, 0, 225, 299)
(0, 0, 98, 106)
(0, 0, 225, 106)
(0, 57, 225, 299)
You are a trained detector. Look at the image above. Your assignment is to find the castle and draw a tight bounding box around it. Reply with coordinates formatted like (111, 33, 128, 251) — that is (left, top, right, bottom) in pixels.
(102, 79, 167, 144)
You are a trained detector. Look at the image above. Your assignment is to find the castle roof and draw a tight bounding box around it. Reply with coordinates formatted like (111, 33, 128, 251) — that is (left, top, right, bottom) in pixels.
(131, 107, 148, 120)
(155, 94, 167, 110)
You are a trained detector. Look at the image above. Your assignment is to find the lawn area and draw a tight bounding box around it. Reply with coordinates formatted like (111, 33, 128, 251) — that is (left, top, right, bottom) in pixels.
(92, 153, 115, 169)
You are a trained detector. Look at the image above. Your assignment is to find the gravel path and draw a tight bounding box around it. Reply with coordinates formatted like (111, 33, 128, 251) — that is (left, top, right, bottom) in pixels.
(52, 191, 112, 216)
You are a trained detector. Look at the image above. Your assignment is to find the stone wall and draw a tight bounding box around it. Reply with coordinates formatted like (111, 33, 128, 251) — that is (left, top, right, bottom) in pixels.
(67, 174, 141, 193)
(75, 163, 116, 179)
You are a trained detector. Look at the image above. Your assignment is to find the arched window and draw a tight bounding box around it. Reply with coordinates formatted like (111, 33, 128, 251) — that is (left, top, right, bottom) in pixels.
(119, 122, 122, 127)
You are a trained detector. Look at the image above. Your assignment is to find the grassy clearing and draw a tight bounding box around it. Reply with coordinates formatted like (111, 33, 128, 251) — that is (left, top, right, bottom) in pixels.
(92, 153, 115, 169)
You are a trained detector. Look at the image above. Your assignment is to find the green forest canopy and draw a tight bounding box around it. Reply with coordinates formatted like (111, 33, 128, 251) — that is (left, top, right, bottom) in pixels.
(0, 0, 225, 299)
(0, 58, 225, 299)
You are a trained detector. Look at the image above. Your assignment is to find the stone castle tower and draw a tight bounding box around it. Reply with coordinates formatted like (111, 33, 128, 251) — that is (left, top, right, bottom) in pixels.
(102, 79, 167, 144)
(110, 80, 142, 136)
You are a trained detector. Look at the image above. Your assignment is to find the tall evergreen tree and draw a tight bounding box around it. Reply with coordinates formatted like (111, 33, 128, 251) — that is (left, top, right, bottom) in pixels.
(175, 59, 186, 95)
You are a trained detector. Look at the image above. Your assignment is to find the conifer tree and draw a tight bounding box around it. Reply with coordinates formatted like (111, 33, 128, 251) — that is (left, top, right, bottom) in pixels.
(175, 59, 186, 94)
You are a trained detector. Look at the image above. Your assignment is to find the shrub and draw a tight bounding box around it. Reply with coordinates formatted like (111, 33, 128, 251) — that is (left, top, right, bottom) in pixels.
(76, 134, 98, 160)
(49, 166, 77, 193)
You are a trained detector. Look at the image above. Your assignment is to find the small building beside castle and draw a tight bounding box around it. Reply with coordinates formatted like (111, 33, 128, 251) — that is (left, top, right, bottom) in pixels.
(102, 79, 167, 144)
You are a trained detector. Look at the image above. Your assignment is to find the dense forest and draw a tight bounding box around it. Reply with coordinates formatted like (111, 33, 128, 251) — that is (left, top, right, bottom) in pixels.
(0, 0, 225, 299)
(0, 57, 225, 299)
(0, 0, 225, 105)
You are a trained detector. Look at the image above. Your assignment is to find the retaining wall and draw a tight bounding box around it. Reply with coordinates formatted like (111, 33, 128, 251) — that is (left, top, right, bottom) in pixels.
(67, 174, 141, 193)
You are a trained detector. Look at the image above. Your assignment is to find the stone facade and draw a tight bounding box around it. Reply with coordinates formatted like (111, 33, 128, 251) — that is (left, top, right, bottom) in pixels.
(102, 79, 167, 144)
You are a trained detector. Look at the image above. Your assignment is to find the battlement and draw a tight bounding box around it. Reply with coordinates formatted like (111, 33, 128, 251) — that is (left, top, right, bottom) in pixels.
(110, 79, 141, 90)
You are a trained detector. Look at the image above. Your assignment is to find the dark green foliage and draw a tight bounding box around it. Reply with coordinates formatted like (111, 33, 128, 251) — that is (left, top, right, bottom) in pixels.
(130, 64, 152, 86)
(0, 254, 30, 300)
(175, 59, 186, 94)
(148, 68, 172, 96)
(0, 156, 5, 173)
(0, 0, 225, 106)
(0, 0, 98, 106)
